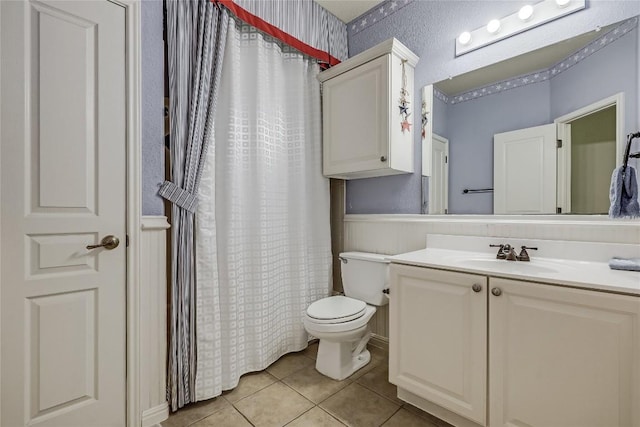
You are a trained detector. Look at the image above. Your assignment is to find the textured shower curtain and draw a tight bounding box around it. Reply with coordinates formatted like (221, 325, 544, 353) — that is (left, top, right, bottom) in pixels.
(194, 18, 332, 400)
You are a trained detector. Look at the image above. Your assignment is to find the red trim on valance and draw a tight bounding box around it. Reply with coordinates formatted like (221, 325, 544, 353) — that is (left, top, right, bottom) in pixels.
(212, 0, 341, 67)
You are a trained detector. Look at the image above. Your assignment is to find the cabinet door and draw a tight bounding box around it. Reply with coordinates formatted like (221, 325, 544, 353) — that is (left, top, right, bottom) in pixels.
(322, 55, 389, 176)
(489, 278, 640, 427)
(389, 265, 487, 425)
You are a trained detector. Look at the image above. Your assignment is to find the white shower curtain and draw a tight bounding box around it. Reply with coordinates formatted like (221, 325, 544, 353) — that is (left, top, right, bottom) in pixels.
(194, 19, 332, 400)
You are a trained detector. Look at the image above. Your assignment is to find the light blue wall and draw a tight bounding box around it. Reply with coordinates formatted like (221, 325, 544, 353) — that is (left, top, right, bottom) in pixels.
(551, 28, 638, 138)
(141, 0, 165, 216)
(345, 0, 640, 214)
(446, 81, 551, 214)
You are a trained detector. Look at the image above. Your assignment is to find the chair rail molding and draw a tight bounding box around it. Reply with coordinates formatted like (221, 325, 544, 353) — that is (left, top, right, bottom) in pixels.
(140, 215, 170, 427)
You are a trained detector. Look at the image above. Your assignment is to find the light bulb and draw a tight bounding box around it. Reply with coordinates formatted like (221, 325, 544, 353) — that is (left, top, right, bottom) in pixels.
(458, 32, 472, 45)
(555, 0, 571, 7)
(487, 19, 501, 34)
(518, 5, 534, 21)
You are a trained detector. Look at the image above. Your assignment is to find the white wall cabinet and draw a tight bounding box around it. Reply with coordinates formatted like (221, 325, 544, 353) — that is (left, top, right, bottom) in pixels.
(389, 264, 640, 427)
(318, 39, 418, 179)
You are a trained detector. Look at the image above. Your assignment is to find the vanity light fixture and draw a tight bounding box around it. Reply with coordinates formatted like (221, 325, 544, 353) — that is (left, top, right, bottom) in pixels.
(455, 0, 585, 56)
(487, 19, 501, 34)
(518, 5, 534, 21)
(458, 31, 472, 45)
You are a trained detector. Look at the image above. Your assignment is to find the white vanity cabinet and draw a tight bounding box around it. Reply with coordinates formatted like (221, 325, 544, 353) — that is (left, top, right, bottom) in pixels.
(489, 277, 640, 427)
(389, 264, 488, 425)
(318, 39, 418, 179)
(389, 264, 640, 427)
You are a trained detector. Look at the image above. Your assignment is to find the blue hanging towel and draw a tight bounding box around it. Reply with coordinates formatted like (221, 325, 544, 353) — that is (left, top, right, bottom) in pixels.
(609, 165, 640, 219)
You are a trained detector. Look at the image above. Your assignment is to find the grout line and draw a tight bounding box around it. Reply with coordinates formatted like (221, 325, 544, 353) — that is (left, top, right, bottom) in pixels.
(276, 378, 319, 407)
(379, 405, 402, 427)
(234, 405, 256, 426)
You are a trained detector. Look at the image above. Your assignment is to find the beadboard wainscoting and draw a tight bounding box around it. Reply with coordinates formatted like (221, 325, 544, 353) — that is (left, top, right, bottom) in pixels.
(140, 216, 170, 427)
(345, 214, 640, 340)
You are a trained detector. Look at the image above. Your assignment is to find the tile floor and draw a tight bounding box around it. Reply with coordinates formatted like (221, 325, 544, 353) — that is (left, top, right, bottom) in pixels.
(162, 343, 453, 427)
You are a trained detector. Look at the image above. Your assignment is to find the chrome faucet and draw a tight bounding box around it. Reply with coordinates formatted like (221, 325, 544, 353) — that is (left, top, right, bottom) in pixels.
(503, 244, 517, 261)
(490, 243, 518, 261)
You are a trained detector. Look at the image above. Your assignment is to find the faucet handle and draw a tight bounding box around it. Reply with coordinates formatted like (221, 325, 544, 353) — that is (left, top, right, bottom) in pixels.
(517, 246, 538, 262)
(490, 244, 506, 259)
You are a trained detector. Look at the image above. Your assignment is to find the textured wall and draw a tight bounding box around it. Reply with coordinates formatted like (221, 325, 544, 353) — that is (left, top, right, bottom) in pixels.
(345, 0, 640, 214)
(141, 0, 166, 216)
(551, 28, 638, 136)
(446, 81, 551, 214)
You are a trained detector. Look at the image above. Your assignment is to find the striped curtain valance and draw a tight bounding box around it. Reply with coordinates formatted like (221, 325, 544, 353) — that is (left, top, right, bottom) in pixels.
(213, 0, 348, 65)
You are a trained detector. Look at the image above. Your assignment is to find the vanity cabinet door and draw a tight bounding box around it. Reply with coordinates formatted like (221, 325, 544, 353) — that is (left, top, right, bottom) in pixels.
(489, 278, 640, 427)
(389, 264, 487, 425)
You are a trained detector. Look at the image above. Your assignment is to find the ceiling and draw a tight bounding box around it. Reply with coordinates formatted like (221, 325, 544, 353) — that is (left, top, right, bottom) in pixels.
(315, 0, 384, 23)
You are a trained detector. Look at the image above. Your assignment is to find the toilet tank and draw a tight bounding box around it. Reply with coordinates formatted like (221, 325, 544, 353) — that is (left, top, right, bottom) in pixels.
(339, 252, 390, 306)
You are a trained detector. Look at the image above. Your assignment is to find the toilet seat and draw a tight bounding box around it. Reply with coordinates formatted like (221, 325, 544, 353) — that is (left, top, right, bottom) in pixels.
(306, 296, 366, 324)
(304, 305, 376, 334)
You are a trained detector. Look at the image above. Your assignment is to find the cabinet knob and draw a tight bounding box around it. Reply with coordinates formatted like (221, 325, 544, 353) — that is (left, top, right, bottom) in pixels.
(472, 283, 482, 293)
(491, 287, 502, 297)
(380, 156, 387, 162)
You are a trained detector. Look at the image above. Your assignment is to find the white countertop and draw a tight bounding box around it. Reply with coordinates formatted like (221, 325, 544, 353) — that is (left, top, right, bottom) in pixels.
(389, 248, 640, 296)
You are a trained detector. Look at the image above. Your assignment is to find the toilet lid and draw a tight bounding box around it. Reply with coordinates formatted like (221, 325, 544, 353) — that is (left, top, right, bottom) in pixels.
(306, 296, 367, 324)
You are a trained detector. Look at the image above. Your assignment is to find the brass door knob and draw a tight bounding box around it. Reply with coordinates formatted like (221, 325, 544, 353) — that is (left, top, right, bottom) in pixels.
(472, 283, 482, 293)
(87, 235, 120, 250)
(491, 287, 502, 297)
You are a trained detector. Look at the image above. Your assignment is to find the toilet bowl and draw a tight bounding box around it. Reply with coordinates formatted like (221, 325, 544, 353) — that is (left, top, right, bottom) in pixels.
(303, 252, 389, 380)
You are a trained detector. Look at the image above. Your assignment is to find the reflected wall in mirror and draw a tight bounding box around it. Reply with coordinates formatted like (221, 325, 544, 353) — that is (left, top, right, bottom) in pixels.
(422, 16, 638, 215)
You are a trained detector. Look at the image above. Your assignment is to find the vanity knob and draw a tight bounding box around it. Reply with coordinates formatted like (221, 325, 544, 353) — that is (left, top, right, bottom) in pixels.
(491, 287, 502, 297)
(472, 283, 482, 293)
(380, 156, 387, 162)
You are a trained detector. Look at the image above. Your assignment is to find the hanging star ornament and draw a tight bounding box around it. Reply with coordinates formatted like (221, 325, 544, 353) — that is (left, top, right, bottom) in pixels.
(398, 59, 412, 134)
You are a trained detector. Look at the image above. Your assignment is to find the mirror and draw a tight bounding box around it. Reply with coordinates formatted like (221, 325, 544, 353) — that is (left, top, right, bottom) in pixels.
(421, 16, 639, 215)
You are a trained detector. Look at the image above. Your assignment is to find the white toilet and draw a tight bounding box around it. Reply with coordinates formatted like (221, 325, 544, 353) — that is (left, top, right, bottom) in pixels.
(303, 252, 389, 380)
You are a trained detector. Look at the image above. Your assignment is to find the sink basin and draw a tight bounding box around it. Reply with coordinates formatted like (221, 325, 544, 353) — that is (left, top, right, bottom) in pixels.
(462, 258, 559, 274)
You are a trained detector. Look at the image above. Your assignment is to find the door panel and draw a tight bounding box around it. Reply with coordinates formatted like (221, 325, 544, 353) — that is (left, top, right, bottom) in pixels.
(322, 55, 390, 175)
(490, 278, 640, 427)
(389, 264, 487, 425)
(494, 124, 556, 214)
(1, 1, 127, 426)
(429, 134, 449, 214)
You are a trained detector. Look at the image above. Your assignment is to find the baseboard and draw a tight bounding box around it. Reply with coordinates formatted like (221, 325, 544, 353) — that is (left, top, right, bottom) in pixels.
(369, 333, 389, 352)
(142, 401, 169, 427)
(398, 388, 482, 427)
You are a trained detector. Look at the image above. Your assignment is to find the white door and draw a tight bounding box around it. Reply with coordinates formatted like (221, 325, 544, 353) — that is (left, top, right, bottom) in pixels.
(429, 134, 449, 214)
(494, 124, 557, 214)
(389, 265, 487, 425)
(489, 278, 640, 427)
(1, 1, 127, 426)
